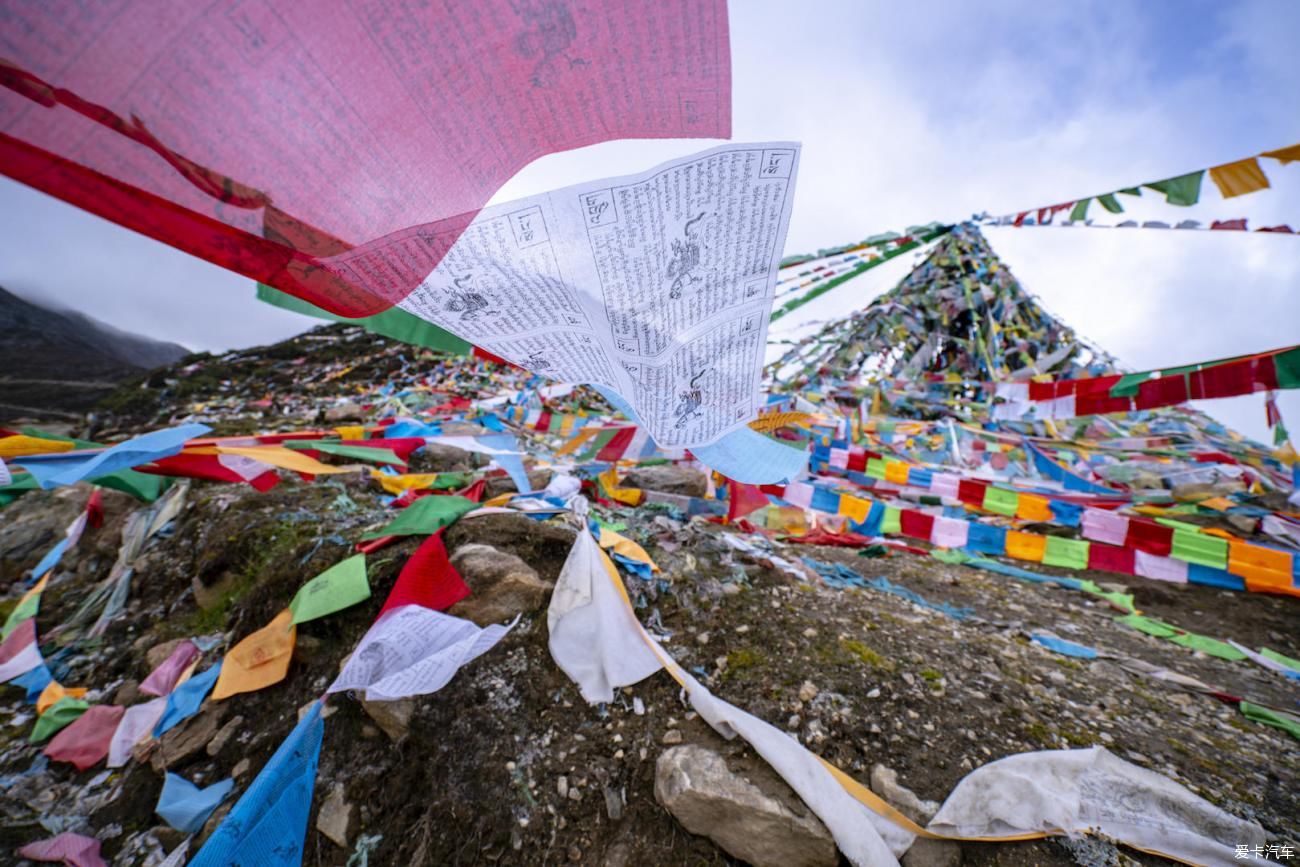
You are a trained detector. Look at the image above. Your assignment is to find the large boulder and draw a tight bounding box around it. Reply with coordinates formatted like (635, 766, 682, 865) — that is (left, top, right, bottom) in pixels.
(444, 512, 576, 583)
(622, 466, 708, 497)
(448, 543, 553, 626)
(654, 745, 837, 867)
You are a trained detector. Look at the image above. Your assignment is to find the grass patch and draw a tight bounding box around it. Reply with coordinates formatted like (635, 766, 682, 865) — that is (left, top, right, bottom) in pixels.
(838, 639, 895, 671)
(180, 519, 311, 634)
(722, 648, 766, 682)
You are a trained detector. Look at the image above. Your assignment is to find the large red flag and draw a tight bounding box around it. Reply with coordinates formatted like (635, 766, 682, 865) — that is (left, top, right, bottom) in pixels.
(0, 2, 730, 316)
(380, 531, 470, 614)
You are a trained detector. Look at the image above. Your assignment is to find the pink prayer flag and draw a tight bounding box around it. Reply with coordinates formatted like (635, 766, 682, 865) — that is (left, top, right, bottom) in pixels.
(0, 2, 731, 317)
(18, 832, 107, 867)
(44, 704, 125, 771)
(930, 516, 970, 549)
(1081, 508, 1129, 547)
(139, 640, 200, 697)
(1135, 551, 1189, 584)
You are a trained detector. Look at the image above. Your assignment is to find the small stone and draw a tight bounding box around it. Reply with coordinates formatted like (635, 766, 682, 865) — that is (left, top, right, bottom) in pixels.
(786, 714, 801, 730)
(867, 688, 881, 698)
(696, 632, 710, 645)
(802, 627, 817, 638)
(568, 844, 583, 862)
(557, 776, 569, 798)
(902, 837, 963, 867)
(568, 787, 582, 802)
(316, 782, 356, 848)
(662, 729, 684, 745)
(870, 765, 940, 825)
(798, 681, 818, 703)
(113, 679, 140, 707)
(232, 759, 251, 778)
(361, 697, 415, 741)
(206, 715, 244, 757)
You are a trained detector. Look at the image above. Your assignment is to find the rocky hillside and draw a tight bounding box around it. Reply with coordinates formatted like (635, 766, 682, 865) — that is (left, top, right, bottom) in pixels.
(0, 325, 1295, 866)
(0, 286, 189, 423)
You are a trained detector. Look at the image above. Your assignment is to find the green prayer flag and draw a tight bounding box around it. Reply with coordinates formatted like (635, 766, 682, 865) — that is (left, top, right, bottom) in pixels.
(284, 441, 404, 465)
(1116, 613, 1179, 638)
(1095, 591, 1136, 613)
(865, 458, 888, 480)
(981, 486, 1019, 517)
(1097, 193, 1124, 214)
(2, 591, 41, 640)
(31, 697, 89, 743)
(1155, 517, 1200, 532)
(1068, 199, 1090, 221)
(1168, 631, 1246, 661)
(290, 554, 371, 623)
(1240, 702, 1300, 741)
(1169, 529, 1228, 569)
(361, 495, 478, 539)
(881, 506, 901, 536)
(1260, 648, 1300, 672)
(1145, 171, 1204, 206)
(1109, 372, 1153, 398)
(1043, 536, 1090, 570)
(1118, 187, 1142, 196)
(1271, 347, 1300, 389)
(256, 283, 472, 355)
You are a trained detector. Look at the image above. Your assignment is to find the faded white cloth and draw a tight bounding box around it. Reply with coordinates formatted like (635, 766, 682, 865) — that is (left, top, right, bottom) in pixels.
(928, 747, 1264, 866)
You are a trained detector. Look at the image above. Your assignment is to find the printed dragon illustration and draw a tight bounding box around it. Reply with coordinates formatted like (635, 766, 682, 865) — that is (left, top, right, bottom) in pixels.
(673, 368, 711, 429)
(444, 274, 498, 322)
(666, 212, 708, 300)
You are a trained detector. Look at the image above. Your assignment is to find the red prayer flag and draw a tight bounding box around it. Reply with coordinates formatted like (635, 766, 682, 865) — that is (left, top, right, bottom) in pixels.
(1126, 519, 1173, 557)
(381, 531, 470, 614)
(1087, 543, 1135, 576)
(0, 2, 731, 317)
(726, 480, 771, 523)
(85, 489, 104, 529)
(898, 509, 935, 541)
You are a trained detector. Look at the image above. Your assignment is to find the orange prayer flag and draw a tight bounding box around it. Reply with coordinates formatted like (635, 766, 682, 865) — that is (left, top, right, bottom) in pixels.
(1208, 158, 1270, 199)
(1260, 143, 1300, 164)
(1015, 494, 1053, 522)
(1006, 531, 1047, 562)
(211, 609, 297, 700)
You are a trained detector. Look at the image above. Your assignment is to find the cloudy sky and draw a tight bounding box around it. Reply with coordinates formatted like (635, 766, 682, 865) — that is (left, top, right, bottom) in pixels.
(1, 0, 1297, 440)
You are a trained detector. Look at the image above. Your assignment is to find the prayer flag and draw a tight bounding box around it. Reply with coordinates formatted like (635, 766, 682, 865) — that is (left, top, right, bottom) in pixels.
(290, 555, 371, 623)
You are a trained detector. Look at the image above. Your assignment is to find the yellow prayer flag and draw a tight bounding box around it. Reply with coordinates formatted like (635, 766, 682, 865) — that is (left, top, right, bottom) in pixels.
(334, 425, 366, 440)
(838, 495, 871, 524)
(556, 427, 599, 456)
(208, 446, 351, 475)
(1208, 158, 1270, 199)
(884, 461, 910, 486)
(371, 471, 442, 494)
(212, 608, 297, 700)
(598, 527, 660, 572)
(0, 436, 76, 458)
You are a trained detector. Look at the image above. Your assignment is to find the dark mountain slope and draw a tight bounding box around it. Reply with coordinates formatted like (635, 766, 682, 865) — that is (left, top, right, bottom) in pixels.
(0, 286, 189, 421)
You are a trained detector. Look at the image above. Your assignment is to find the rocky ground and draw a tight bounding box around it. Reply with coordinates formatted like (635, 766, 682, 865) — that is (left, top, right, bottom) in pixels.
(0, 326, 1296, 866)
